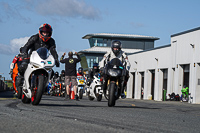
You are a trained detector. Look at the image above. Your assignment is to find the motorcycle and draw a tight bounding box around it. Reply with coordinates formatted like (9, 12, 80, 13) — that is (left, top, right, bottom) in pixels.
(21, 47, 55, 105)
(181, 87, 189, 102)
(103, 58, 127, 107)
(87, 74, 103, 101)
(46, 80, 52, 95)
(168, 92, 180, 101)
(60, 81, 66, 97)
(53, 82, 61, 96)
(77, 76, 85, 99)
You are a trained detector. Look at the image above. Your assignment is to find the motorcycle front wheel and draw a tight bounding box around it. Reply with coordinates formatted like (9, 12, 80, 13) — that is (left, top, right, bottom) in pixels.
(79, 89, 83, 99)
(31, 75, 45, 105)
(108, 82, 116, 107)
(97, 95, 102, 101)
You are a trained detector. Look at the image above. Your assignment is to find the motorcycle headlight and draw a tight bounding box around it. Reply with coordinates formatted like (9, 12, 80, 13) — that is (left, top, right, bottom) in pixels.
(108, 69, 121, 77)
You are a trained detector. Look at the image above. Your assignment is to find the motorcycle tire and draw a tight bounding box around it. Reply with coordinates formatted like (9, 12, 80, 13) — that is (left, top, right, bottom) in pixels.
(22, 92, 31, 104)
(79, 89, 83, 99)
(108, 82, 116, 107)
(17, 86, 22, 99)
(31, 75, 45, 105)
(97, 95, 102, 101)
(88, 96, 94, 101)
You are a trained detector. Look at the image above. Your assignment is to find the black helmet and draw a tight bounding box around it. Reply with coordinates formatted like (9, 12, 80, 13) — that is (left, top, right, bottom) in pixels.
(111, 40, 122, 56)
(78, 67, 83, 74)
(61, 70, 65, 76)
(54, 71, 59, 78)
(61, 70, 65, 74)
(93, 63, 99, 69)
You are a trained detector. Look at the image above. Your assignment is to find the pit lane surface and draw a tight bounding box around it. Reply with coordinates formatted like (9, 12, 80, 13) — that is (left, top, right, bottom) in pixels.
(1, 91, 200, 133)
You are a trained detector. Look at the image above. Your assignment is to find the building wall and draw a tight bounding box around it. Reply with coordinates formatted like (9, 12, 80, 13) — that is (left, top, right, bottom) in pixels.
(127, 28, 200, 104)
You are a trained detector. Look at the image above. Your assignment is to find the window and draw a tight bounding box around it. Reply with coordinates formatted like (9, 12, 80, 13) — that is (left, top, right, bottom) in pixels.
(89, 38, 108, 47)
(86, 56, 101, 68)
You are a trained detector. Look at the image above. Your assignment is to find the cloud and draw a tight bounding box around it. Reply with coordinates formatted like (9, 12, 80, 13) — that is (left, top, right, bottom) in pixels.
(0, 2, 31, 23)
(35, 0, 101, 20)
(0, 37, 29, 55)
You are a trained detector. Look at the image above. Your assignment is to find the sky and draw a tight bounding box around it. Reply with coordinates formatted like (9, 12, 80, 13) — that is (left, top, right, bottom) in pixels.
(0, 0, 200, 79)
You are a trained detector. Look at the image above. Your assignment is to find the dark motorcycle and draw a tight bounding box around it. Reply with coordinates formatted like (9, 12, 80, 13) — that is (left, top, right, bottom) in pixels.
(168, 92, 180, 101)
(103, 58, 127, 107)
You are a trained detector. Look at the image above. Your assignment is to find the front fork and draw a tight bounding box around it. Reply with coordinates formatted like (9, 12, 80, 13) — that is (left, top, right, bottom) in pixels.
(31, 74, 37, 90)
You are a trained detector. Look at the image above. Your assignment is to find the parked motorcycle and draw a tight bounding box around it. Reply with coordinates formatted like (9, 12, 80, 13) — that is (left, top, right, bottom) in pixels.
(21, 47, 55, 105)
(88, 74, 103, 101)
(103, 58, 127, 107)
(168, 92, 180, 101)
(181, 87, 189, 102)
(77, 76, 85, 99)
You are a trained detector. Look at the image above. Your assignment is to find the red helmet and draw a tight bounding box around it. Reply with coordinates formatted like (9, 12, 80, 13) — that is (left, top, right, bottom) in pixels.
(39, 23, 52, 42)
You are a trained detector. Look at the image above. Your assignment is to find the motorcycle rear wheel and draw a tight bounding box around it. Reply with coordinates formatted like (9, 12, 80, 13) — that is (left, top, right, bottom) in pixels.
(17, 86, 22, 99)
(108, 82, 116, 107)
(31, 75, 44, 105)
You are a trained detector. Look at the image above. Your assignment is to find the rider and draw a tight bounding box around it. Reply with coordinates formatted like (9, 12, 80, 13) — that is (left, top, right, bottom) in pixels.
(87, 62, 101, 86)
(99, 40, 131, 99)
(59, 70, 65, 82)
(77, 67, 84, 77)
(52, 71, 60, 83)
(19, 23, 59, 76)
(9, 50, 23, 94)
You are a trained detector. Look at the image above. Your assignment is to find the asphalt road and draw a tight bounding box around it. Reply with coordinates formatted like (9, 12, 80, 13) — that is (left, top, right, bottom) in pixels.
(1, 91, 200, 133)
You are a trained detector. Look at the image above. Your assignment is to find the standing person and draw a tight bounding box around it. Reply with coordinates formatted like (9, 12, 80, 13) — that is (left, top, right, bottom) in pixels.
(86, 62, 101, 86)
(60, 51, 81, 100)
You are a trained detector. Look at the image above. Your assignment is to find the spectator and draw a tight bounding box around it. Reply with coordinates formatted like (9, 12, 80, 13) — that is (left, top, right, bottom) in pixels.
(60, 51, 81, 100)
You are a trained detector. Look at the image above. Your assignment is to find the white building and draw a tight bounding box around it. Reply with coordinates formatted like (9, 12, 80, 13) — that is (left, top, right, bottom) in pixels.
(127, 27, 200, 104)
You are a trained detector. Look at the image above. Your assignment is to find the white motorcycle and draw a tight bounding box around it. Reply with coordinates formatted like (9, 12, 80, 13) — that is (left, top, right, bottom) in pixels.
(77, 76, 85, 99)
(21, 47, 55, 105)
(88, 74, 103, 101)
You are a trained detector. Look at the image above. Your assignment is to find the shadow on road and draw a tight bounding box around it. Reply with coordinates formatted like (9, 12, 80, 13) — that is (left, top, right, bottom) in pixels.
(0, 91, 14, 98)
(38, 102, 160, 109)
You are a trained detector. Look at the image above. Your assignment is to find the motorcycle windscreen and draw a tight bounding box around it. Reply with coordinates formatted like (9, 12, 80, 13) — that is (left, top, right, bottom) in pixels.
(36, 47, 50, 60)
(108, 58, 123, 69)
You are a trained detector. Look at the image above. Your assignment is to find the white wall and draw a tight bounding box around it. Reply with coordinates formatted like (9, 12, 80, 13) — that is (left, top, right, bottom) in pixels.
(127, 28, 200, 104)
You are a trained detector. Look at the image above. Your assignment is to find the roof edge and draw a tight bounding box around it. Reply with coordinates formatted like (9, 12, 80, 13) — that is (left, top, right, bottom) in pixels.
(171, 27, 200, 37)
(82, 33, 159, 40)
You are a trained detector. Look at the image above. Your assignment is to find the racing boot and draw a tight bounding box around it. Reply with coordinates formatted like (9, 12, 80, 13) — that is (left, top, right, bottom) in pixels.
(121, 93, 126, 99)
(121, 86, 126, 99)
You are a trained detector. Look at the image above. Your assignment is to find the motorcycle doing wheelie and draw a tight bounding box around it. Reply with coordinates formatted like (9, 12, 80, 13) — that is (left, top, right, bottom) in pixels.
(87, 73, 103, 101)
(103, 58, 126, 107)
(21, 47, 55, 105)
(77, 76, 85, 99)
